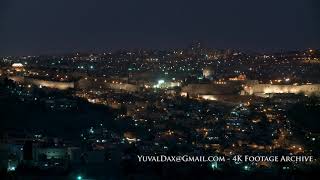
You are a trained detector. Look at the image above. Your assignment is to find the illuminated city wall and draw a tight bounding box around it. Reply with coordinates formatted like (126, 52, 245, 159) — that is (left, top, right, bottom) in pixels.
(9, 76, 74, 90)
(108, 83, 139, 92)
(243, 84, 320, 96)
(182, 84, 239, 96)
(77, 78, 139, 92)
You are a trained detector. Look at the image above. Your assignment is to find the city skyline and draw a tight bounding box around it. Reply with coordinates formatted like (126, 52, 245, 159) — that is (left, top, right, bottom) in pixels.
(0, 1, 320, 179)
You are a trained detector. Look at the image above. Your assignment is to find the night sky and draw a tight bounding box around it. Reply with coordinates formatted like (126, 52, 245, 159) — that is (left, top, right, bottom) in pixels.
(0, 0, 319, 55)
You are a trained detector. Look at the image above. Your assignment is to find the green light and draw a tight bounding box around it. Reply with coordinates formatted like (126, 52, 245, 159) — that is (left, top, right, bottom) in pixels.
(244, 165, 250, 171)
(77, 175, 82, 180)
(8, 166, 16, 171)
(158, 80, 165, 84)
(211, 162, 218, 170)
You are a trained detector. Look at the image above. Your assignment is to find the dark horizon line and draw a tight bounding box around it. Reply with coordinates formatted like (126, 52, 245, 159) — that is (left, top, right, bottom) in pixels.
(1, 47, 318, 57)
